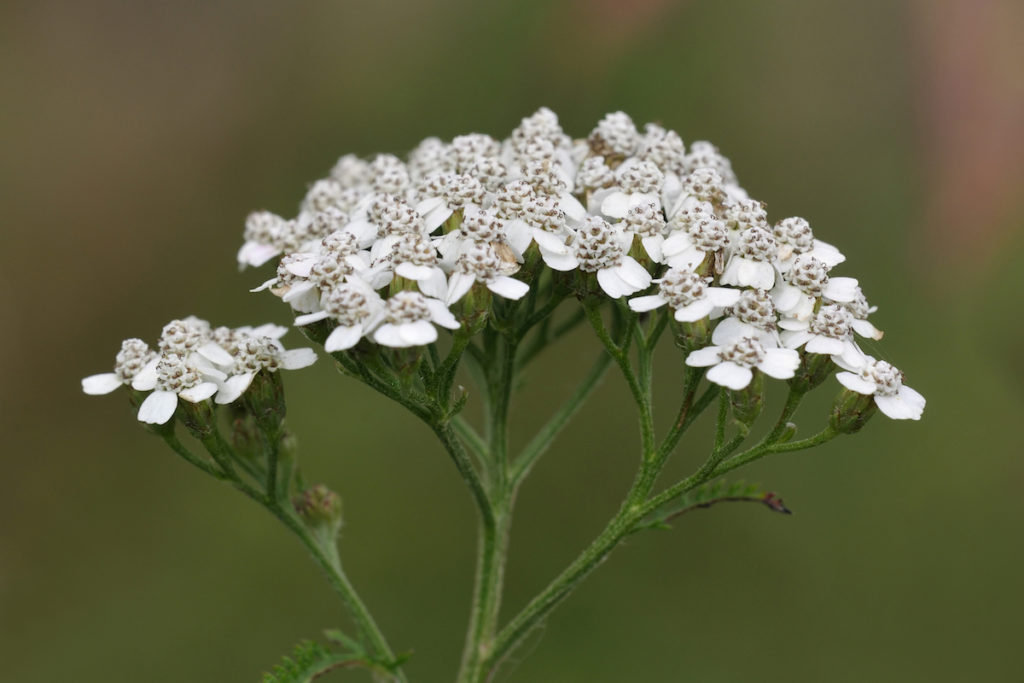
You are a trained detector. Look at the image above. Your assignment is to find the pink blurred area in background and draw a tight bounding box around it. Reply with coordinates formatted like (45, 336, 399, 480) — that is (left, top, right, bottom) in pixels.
(909, 0, 1024, 274)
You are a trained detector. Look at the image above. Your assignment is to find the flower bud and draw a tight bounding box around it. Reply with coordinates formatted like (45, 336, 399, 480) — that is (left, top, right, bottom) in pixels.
(243, 370, 286, 435)
(789, 352, 835, 394)
(829, 389, 877, 434)
(729, 370, 764, 426)
(177, 398, 217, 440)
(229, 408, 262, 462)
(452, 282, 492, 330)
(672, 317, 711, 352)
(293, 484, 343, 539)
(775, 421, 798, 443)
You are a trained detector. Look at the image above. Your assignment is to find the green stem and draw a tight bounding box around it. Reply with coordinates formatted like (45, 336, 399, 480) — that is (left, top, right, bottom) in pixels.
(585, 303, 654, 458)
(160, 432, 226, 480)
(452, 415, 489, 462)
(634, 368, 706, 497)
(714, 426, 839, 476)
(266, 501, 407, 681)
(457, 336, 518, 683)
(484, 475, 648, 677)
(761, 386, 806, 446)
(187, 428, 406, 680)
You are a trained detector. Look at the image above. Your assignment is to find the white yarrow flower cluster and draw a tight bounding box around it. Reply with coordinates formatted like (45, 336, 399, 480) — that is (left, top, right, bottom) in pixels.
(230, 108, 921, 419)
(82, 318, 316, 424)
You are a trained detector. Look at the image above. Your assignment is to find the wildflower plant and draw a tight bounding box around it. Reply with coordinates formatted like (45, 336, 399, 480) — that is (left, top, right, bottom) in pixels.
(83, 108, 925, 682)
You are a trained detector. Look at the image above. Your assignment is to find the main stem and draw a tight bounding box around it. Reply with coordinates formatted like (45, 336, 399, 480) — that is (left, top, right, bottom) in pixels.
(457, 335, 517, 683)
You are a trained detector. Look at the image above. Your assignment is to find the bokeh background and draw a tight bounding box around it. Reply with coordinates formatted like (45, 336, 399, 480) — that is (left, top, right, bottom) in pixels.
(3, 1, 1023, 681)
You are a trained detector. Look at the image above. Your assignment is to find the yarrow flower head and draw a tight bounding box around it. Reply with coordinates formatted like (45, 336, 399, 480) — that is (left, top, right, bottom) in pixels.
(217, 108, 922, 416)
(83, 108, 926, 683)
(685, 336, 800, 390)
(836, 358, 925, 420)
(84, 317, 316, 424)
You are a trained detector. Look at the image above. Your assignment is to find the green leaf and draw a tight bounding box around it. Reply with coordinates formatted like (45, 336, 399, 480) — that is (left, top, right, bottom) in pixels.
(261, 631, 411, 683)
(261, 638, 367, 683)
(635, 480, 792, 533)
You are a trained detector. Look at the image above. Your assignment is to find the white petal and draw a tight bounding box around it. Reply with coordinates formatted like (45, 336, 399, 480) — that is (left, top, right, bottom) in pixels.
(283, 254, 317, 278)
(504, 219, 534, 255)
(249, 323, 289, 339)
(420, 201, 452, 232)
(823, 277, 859, 303)
(661, 231, 694, 259)
(600, 191, 630, 218)
(373, 323, 407, 347)
(596, 268, 628, 299)
(250, 277, 278, 293)
(445, 271, 476, 305)
(532, 228, 571, 254)
(239, 242, 281, 268)
(673, 298, 715, 322)
(540, 249, 578, 271)
(281, 348, 318, 369)
(425, 298, 461, 329)
(197, 341, 234, 367)
(758, 348, 801, 379)
(131, 358, 159, 391)
(615, 257, 653, 291)
(217, 374, 255, 404)
(191, 356, 227, 381)
(851, 318, 884, 340)
(487, 276, 529, 300)
(418, 268, 449, 300)
(834, 341, 868, 371)
(180, 382, 219, 403)
(780, 330, 812, 350)
(558, 193, 587, 222)
(685, 346, 723, 367)
(836, 371, 876, 394)
(324, 324, 364, 352)
(811, 239, 845, 267)
(777, 316, 809, 331)
(748, 261, 776, 290)
(711, 318, 755, 346)
(628, 295, 666, 313)
(344, 218, 378, 248)
(294, 310, 331, 326)
(414, 196, 445, 217)
(705, 286, 741, 307)
(707, 362, 753, 390)
(805, 335, 845, 356)
(661, 171, 683, 214)
(718, 258, 741, 286)
(138, 390, 178, 424)
(875, 393, 922, 420)
(898, 385, 926, 416)
(395, 262, 435, 282)
(640, 235, 664, 262)
(398, 320, 438, 346)
(282, 280, 316, 303)
(772, 283, 805, 314)
(82, 373, 122, 395)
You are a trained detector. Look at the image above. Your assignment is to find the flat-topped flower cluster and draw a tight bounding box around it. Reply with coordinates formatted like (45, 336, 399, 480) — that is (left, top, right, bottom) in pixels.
(232, 108, 922, 420)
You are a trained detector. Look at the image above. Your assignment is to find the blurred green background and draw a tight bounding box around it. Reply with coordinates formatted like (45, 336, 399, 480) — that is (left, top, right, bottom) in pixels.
(3, 0, 1023, 681)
